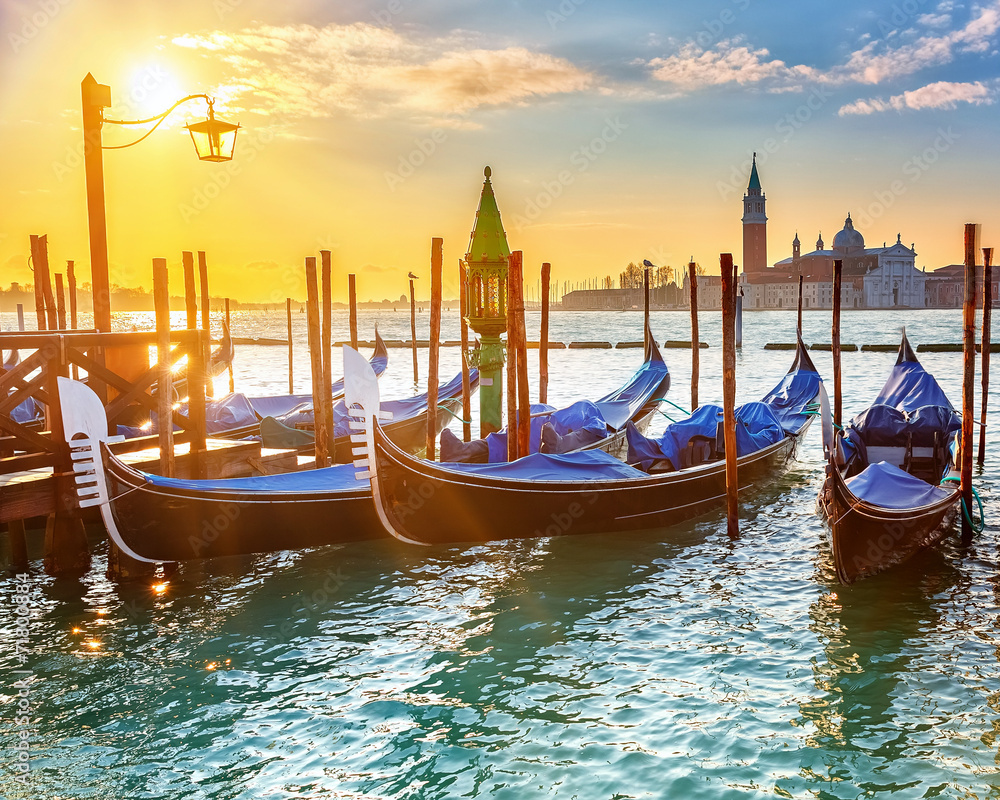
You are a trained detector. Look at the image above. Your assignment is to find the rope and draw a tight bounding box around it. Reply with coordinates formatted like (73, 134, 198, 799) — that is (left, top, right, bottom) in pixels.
(941, 477, 985, 534)
(437, 405, 472, 425)
(653, 398, 690, 416)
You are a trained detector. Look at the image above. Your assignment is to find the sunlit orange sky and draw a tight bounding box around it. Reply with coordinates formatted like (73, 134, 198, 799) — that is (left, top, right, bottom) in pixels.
(2, 0, 999, 304)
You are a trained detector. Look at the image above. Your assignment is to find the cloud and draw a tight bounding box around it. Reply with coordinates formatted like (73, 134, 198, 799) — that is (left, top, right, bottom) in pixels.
(172, 23, 594, 126)
(648, 40, 818, 89)
(647, 1, 1000, 92)
(838, 80, 993, 114)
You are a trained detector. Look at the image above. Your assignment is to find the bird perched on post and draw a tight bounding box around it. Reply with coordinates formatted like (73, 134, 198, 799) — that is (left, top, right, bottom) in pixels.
(407, 271, 419, 279)
(642, 259, 654, 268)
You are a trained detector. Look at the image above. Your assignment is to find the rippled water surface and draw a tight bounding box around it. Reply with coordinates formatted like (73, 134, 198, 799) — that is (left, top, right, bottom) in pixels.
(3, 309, 1000, 798)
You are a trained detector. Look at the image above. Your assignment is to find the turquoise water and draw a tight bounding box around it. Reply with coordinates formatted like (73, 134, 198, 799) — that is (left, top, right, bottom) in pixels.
(3, 309, 1000, 798)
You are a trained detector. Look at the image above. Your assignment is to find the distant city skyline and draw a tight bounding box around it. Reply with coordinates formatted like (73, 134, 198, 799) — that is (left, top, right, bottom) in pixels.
(1, 0, 998, 305)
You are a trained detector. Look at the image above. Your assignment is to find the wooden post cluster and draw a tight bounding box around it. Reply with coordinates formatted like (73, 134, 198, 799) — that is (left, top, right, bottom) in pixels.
(832, 259, 843, 429)
(458, 260, 472, 442)
(540, 262, 551, 405)
(961, 223, 978, 541)
(688, 260, 699, 411)
(320, 251, 335, 457)
(29, 235, 57, 331)
(979, 247, 993, 467)
(426, 238, 443, 459)
(720, 253, 739, 538)
(305, 257, 329, 468)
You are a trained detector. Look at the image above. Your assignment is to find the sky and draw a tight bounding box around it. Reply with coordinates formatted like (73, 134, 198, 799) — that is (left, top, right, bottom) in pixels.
(1, 0, 999, 303)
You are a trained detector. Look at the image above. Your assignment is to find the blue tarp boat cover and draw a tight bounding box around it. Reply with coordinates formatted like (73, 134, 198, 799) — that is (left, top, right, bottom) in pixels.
(485, 400, 609, 462)
(272, 369, 476, 439)
(10, 396, 39, 424)
(144, 462, 364, 493)
(873, 357, 953, 412)
(118, 393, 260, 438)
(844, 460, 955, 509)
(248, 340, 389, 419)
(761, 368, 823, 434)
(441, 449, 649, 482)
(627, 404, 722, 471)
(480, 355, 669, 463)
(626, 401, 785, 470)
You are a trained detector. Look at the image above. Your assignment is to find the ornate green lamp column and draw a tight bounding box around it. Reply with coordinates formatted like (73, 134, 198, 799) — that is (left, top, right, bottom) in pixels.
(464, 166, 511, 436)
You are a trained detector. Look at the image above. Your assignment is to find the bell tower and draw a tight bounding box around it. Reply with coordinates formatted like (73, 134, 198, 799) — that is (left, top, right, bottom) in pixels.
(741, 153, 767, 276)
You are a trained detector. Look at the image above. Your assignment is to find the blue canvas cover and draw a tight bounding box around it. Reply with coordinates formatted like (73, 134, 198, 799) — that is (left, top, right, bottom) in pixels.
(761, 368, 823, 434)
(733, 401, 784, 456)
(441, 449, 648, 482)
(592, 357, 670, 431)
(248, 338, 389, 419)
(274, 369, 476, 438)
(144, 462, 363, 493)
(627, 404, 722, 471)
(844, 460, 955, 510)
(118, 393, 260, 438)
(485, 404, 558, 463)
(10, 395, 39, 424)
(873, 359, 953, 412)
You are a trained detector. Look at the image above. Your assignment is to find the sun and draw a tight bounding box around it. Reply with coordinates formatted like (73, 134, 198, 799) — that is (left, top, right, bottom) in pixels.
(116, 64, 187, 123)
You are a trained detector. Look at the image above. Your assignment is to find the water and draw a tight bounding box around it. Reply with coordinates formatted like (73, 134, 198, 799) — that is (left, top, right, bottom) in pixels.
(3, 309, 1000, 798)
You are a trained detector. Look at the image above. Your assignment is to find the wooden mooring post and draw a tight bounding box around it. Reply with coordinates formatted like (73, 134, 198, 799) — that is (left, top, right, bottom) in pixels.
(409, 277, 418, 384)
(979, 247, 993, 467)
(458, 260, 472, 442)
(67, 260, 78, 330)
(426, 239, 443, 459)
(30, 235, 57, 330)
(797, 275, 804, 336)
(688, 260, 699, 411)
(643, 263, 650, 351)
(305, 257, 328, 468)
(55, 273, 66, 330)
(832, 259, 843, 429)
(154, 258, 175, 478)
(286, 297, 293, 395)
(198, 251, 213, 399)
(225, 297, 234, 394)
(540, 262, 550, 405)
(349, 274, 359, 351)
(506, 258, 519, 463)
(961, 223, 978, 541)
(183, 251, 197, 330)
(320, 250, 335, 456)
(510, 251, 530, 458)
(721, 253, 739, 538)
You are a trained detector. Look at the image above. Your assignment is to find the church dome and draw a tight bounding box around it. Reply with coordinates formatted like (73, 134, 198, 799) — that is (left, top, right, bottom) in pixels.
(832, 214, 865, 253)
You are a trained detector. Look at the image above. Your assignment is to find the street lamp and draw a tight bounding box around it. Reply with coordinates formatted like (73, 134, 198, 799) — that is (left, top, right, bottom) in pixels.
(81, 73, 240, 333)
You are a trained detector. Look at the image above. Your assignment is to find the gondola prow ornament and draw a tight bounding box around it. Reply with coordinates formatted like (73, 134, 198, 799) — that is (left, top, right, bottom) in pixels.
(343, 346, 427, 546)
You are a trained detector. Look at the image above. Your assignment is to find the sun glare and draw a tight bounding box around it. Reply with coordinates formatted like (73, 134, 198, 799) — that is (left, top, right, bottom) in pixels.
(119, 64, 186, 123)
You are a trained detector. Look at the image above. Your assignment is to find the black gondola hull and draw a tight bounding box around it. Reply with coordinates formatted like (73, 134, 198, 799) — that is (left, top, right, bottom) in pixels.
(371, 420, 808, 546)
(105, 456, 380, 561)
(819, 465, 958, 584)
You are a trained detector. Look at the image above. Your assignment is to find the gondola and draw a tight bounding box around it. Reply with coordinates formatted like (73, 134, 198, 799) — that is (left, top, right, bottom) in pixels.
(52, 330, 670, 562)
(439, 323, 670, 463)
(351, 337, 823, 547)
(818, 332, 961, 584)
(55, 367, 476, 562)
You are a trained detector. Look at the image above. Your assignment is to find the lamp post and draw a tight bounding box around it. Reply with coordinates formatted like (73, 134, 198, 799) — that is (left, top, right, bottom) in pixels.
(81, 73, 239, 333)
(463, 166, 510, 437)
